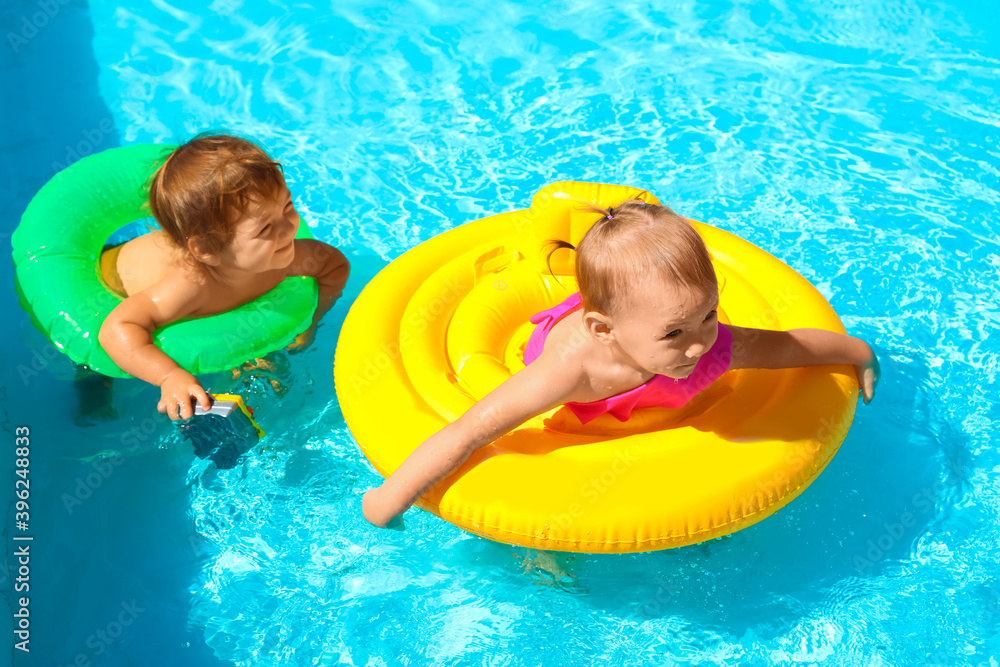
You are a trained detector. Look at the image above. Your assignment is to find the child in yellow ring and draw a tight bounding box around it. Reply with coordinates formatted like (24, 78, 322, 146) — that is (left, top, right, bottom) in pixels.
(98, 134, 350, 421)
(362, 200, 879, 528)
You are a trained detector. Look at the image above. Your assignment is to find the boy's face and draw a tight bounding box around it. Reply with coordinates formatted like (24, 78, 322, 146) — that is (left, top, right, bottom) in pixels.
(607, 278, 719, 379)
(223, 185, 301, 273)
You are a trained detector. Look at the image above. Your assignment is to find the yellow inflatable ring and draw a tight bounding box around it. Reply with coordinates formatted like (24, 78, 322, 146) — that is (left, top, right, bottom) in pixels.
(335, 182, 858, 553)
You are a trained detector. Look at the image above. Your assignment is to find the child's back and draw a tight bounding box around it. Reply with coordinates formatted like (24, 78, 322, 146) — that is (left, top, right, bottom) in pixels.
(103, 230, 179, 297)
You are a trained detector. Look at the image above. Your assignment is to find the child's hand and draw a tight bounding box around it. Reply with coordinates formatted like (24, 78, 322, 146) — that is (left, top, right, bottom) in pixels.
(286, 325, 316, 354)
(362, 486, 405, 529)
(855, 348, 881, 406)
(157, 368, 212, 420)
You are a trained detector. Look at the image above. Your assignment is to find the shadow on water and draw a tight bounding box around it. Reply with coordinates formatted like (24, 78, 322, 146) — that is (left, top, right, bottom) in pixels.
(0, 2, 231, 664)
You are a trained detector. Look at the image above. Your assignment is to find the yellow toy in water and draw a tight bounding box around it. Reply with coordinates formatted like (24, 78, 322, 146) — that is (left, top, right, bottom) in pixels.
(178, 393, 265, 469)
(334, 182, 857, 553)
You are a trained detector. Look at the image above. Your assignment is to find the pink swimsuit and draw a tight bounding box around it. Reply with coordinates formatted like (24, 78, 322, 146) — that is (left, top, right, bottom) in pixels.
(523, 293, 733, 424)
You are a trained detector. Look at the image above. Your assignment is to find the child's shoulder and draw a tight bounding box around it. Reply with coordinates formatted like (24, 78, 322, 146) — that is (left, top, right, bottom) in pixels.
(111, 230, 194, 297)
(100, 248, 208, 329)
(540, 313, 648, 401)
(285, 238, 348, 277)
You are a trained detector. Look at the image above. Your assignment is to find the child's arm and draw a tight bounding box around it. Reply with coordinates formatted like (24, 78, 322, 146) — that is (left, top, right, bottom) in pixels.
(728, 326, 880, 404)
(284, 239, 351, 350)
(98, 277, 212, 420)
(362, 351, 581, 528)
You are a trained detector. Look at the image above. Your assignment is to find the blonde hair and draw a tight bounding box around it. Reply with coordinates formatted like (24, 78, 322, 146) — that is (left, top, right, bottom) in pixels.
(148, 133, 285, 257)
(548, 199, 717, 316)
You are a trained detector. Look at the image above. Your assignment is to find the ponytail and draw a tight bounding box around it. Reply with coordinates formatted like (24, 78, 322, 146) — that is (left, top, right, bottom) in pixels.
(544, 239, 576, 277)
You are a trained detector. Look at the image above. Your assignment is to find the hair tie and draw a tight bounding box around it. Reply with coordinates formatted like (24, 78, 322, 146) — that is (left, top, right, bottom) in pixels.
(606, 206, 614, 220)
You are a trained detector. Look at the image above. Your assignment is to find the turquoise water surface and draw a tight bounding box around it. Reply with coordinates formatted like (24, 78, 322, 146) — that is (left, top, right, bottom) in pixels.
(2, 0, 999, 665)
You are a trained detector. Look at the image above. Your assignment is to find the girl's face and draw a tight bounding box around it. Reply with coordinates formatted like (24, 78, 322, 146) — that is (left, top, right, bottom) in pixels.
(606, 279, 719, 379)
(222, 185, 301, 273)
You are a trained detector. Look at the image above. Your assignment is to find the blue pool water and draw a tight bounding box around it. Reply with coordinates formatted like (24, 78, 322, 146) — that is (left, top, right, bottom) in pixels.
(2, 0, 999, 664)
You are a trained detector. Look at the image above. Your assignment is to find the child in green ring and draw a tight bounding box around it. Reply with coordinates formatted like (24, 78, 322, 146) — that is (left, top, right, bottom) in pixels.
(96, 134, 350, 421)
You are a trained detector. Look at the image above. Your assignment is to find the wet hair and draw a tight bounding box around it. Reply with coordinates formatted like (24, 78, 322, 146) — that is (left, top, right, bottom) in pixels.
(147, 133, 286, 257)
(547, 199, 718, 317)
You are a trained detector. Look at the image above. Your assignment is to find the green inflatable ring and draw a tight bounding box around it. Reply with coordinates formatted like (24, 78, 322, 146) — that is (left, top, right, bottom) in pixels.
(11, 143, 319, 379)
